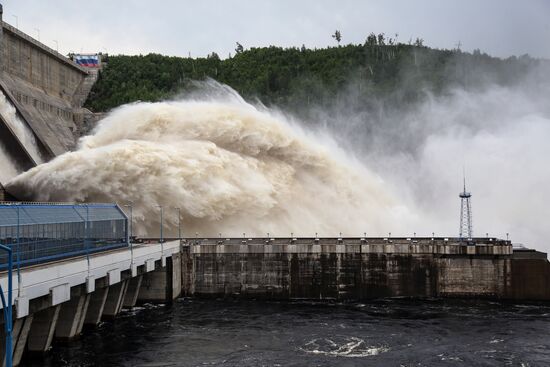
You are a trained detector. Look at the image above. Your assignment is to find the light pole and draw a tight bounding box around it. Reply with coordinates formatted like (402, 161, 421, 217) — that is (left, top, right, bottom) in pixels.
(0, 244, 14, 367)
(123, 203, 134, 264)
(158, 206, 164, 243)
(124, 202, 133, 241)
(173, 207, 181, 240)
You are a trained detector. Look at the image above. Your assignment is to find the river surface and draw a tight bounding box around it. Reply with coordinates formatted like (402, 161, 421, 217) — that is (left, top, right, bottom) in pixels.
(21, 298, 550, 366)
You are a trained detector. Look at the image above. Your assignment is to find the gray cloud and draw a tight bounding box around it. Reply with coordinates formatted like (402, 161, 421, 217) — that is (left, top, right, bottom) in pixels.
(2, 0, 549, 58)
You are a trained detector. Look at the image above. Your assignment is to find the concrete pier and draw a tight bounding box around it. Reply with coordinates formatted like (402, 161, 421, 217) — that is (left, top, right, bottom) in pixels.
(102, 280, 129, 319)
(0, 315, 32, 367)
(55, 290, 90, 339)
(26, 305, 60, 353)
(84, 287, 109, 326)
(123, 275, 143, 308)
(138, 252, 182, 303)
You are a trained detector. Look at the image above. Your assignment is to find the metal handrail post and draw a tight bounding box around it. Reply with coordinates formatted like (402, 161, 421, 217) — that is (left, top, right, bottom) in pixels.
(85, 205, 90, 264)
(129, 204, 133, 258)
(130, 205, 133, 240)
(15, 205, 20, 298)
(0, 244, 14, 367)
(158, 205, 164, 263)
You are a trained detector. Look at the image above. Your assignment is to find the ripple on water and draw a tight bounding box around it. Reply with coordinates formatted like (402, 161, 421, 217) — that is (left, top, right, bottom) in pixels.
(299, 336, 389, 358)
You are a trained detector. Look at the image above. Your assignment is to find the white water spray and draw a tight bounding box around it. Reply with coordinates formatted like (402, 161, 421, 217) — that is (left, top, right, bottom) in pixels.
(7, 91, 413, 237)
(0, 91, 44, 166)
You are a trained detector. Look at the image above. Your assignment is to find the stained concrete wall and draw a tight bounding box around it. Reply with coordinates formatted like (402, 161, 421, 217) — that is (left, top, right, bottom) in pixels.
(182, 237, 550, 301)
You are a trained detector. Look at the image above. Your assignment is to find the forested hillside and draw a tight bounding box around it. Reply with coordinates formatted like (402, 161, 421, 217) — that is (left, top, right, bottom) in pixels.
(85, 35, 543, 113)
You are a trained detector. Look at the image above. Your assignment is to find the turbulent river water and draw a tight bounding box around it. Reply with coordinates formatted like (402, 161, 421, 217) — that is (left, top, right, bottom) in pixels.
(21, 298, 550, 366)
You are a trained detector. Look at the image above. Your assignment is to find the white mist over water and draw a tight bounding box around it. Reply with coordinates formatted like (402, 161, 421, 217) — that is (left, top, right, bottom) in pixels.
(7, 88, 413, 237)
(318, 76, 550, 251)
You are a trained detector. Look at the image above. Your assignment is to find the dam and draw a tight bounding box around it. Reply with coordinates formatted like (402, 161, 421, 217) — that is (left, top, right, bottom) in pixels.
(0, 3, 98, 190)
(0, 3, 549, 366)
(1, 202, 550, 366)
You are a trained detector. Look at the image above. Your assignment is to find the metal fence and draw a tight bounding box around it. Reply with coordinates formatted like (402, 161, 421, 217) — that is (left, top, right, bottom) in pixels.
(0, 203, 128, 269)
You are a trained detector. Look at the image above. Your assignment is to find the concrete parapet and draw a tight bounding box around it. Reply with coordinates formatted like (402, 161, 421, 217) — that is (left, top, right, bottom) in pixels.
(186, 238, 512, 257)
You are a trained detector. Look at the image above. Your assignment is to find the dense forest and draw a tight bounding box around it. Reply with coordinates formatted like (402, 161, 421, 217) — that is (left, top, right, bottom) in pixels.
(85, 34, 545, 114)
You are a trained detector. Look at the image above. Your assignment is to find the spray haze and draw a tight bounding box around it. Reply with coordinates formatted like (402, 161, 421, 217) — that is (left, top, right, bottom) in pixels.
(309, 61, 550, 251)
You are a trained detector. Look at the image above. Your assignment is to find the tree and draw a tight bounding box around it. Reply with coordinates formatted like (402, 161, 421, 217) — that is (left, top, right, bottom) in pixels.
(332, 30, 342, 46)
(365, 33, 377, 47)
(207, 52, 220, 60)
(235, 42, 244, 54)
(414, 38, 424, 47)
(377, 33, 385, 46)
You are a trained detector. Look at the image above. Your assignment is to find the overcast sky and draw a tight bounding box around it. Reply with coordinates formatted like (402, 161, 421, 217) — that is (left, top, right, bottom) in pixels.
(2, 0, 550, 59)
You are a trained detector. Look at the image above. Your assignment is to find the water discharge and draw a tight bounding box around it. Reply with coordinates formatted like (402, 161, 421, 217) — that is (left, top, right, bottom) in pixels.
(7, 91, 412, 237)
(0, 143, 19, 183)
(0, 91, 44, 166)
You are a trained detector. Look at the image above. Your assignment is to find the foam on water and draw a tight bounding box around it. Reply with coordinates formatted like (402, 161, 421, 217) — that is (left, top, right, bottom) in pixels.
(300, 337, 389, 358)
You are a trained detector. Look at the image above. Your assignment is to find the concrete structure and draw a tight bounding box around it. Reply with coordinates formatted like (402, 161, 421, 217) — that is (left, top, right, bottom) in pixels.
(0, 240, 181, 365)
(1, 236, 550, 365)
(0, 4, 100, 186)
(182, 237, 550, 301)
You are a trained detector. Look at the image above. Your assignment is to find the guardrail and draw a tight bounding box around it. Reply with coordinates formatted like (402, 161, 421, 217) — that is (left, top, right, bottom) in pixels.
(0, 203, 128, 270)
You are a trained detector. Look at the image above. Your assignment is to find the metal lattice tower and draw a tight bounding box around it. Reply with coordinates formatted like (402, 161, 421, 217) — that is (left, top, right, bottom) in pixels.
(459, 174, 473, 239)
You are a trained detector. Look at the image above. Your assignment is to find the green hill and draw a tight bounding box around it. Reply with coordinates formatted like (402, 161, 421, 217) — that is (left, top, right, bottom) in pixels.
(85, 39, 543, 113)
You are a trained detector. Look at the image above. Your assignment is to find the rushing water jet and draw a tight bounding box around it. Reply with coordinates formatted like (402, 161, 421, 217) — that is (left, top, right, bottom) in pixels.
(7, 93, 412, 237)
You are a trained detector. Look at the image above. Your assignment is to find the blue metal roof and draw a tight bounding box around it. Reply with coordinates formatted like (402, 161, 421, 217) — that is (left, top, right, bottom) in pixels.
(0, 203, 127, 227)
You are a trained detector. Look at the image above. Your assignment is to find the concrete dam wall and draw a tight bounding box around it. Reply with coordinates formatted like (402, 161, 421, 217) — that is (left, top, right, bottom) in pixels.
(0, 5, 98, 186)
(181, 237, 550, 301)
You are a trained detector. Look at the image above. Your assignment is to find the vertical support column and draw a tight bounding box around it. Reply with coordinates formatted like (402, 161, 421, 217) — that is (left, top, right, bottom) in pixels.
(169, 253, 182, 300)
(138, 255, 182, 303)
(138, 260, 168, 303)
(115, 280, 130, 315)
(26, 305, 61, 353)
(12, 315, 33, 367)
(84, 287, 109, 326)
(102, 280, 128, 319)
(55, 294, 90, 340)
(122, 275, 142, 308)
(0, 4, 4, 73)
(0, 315, 33, 367)
(181, 246, 195, 296)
